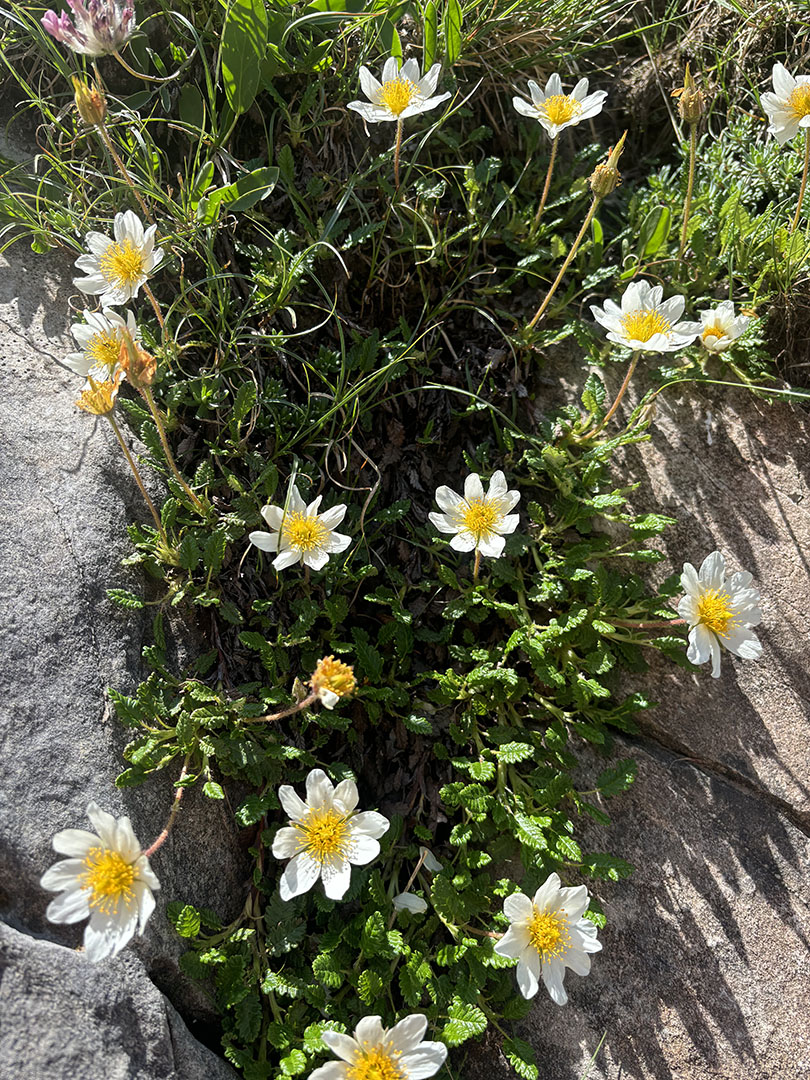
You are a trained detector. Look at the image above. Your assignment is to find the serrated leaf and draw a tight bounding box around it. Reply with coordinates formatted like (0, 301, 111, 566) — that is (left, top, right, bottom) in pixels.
(441, 997, 486, 1047)
(106, 588, 144, 609)
(503, 1036, 539, 1080)
(596, 757, 637, 797)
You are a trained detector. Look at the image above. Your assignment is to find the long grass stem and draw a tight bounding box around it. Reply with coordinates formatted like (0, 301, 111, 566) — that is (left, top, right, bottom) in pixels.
(790, 128, 810, 234)
(527, 196, 601, 330)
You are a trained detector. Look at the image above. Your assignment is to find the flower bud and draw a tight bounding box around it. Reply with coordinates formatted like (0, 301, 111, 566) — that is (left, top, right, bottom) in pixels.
(589, 131, 627, 199)
(118, 331, 156, 392)
(75, 372, 123, 415)
(672, 64, 705, 125)
(72, 76, 107, 127)
(310, 655, 356, 709)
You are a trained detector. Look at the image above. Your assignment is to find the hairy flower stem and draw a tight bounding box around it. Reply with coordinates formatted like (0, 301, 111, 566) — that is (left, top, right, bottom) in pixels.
(113, 49, 172, 84)
(610, 617, 686, 629)
(473, 548, 481, 583)
(246, 692, 318, 724)
(530, 135, 558, 235)
(96, 121, 154, 224)
(678, 123, 697, 258)
(583, 352, 640, 439)
(790, 128, 810, 234)
(393, 118, 404, 189)
(143, 759, 190, 858)
(143, 283, 165, 333)
(527, 196, 602, 330)
(106, 412, 165, 537)
(142, 385, 205, 512)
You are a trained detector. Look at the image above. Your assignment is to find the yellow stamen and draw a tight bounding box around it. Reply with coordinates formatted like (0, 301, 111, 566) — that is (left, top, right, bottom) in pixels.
(311, 656, 356, 699)
(295, 808, 349, 862)
(80, 846, 136, 914)
(347, 1048, 404, 1080)
(620, 309, 672, 343)
(788, 84, 810, 120)
(697, 588, 736, 637)
(527, 906, 571, 959)
(539, 94, 582, 127)
(283, 512, 328, 552)
(75, 372, 123, 416)
(87, 329, 124, 374)
(99, 239, 146, 288)
(461, 499, 498, 538)
(379, 77, 416, 117)
(701, 324, 727, 343)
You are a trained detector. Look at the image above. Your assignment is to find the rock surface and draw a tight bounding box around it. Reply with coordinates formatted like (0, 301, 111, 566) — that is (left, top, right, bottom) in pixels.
(0, 246, 242, 1078)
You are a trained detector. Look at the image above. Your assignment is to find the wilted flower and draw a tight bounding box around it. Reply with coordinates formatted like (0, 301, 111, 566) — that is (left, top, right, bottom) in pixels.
(310, 1014, 447, 1080)
(273, 769, 389, 901)
(671, 64, 706, 125)
(310, 656, 356, 709)
(65, 308, 139, 380)
(72, 76, 107, 126)
(249, 483, 351, 572)
(494, 873, 601, 1004)
(42, 0, 135, 56)
(679, 301, 751, 353)
(589, 131, 627, 199)
(761, 63, 810, 146)
(75, 372, 124, 416)
(419, 846, 443, 873)
(678, 551, 763, 678)
(74, 210, 164, 306)
(118, 331, 156, 391)
(429, 470, 520, 559)
(512, 73, 607, 139)
(40, 801, 159, 963)
(348, 57, 450, 125)
(392, 892, 428, 914)
(590, 280, 698, 352)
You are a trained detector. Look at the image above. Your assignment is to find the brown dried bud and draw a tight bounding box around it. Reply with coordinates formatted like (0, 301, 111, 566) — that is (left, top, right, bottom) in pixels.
(589, 131, 627, 199)
(72, 76, 107, 127)
(75, 372, 123, 416)
(118, 330, 156, 392)
(672, 65, 705, 125)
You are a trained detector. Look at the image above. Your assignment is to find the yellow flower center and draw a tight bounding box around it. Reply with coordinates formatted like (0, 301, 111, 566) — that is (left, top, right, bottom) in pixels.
(283, 512, 328, 552)
(620, 309, 672, 343)
(527, 906, 571, 958)
(701, 323, 727, 343)
(99, 239, 146, 288)
(697, 588, 735, 637)
(87, 329, 124, 373)
(788, 83, 810, 120)
(379, 77, 416, 117)
(75, 373, 122, 416)
(311, 655, 356, 699)
(347, 1048, 404, 1080)
(296, 808, 350, 862)
(539, 94, 582, 126)
(461, 499, 498, 538)
(80, 846, 136, 914)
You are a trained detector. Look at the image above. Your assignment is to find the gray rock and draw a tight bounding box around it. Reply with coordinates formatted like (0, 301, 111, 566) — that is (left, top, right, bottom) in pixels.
(0, 246, 242, 1077)
(0, 922, 235, 1080)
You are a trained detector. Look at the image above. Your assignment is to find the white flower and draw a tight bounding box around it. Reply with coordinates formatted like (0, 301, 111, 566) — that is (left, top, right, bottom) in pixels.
(590, 280, 698, 352)
(428, 470, 520, 559)
(678, 551, 763, 679)
(494, 873, 601, 1004)
(40, 801, 160, 963)
(64, 308, 140, 379)
(392, 892, 428, 914)
(512, 73, 607, 139)
(249, 484, 351, 572)
(761, 63, 810, 146)
(272, 769, 389, 901)
(310, 1014, 447, 1080)
(678, 301, 751, 354)
(348, 57, 450, 124)
(73, 211, 164, 306)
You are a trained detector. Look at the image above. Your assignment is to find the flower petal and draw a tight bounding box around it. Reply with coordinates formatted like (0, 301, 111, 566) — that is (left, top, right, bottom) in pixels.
(279, 851, 321, 900)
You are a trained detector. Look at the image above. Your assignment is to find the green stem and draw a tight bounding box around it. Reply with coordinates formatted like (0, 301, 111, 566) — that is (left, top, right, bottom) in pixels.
(527, 196, 602, 330)
(678, 123, 697, 258)
(790, 127, 810, 234)
(96, 120, 154, 224)
(142, 385, 205, 512)
(583, 353, 640, 439)
(393, 118, 403, 189)
(530, 135, 558, 235)
(106, 412, 165, 537)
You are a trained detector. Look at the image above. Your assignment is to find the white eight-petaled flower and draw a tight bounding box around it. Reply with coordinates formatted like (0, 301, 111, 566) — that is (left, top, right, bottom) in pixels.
(249, 483, 351, 572)
(309, 1013, 447, 1080)
(679, 300, 751, 354)
(347, 57, 450, 124)
(74, 210, 164, 306)
(494, 872, 601, 1004)
(64, 308, 140, 379)
(590, 280, 697, 352)
(761, 63, 810, 146)
(678, 551, 763, 679)
(272, 769, 389, 901)
(429, 470, 520, 559)
(40, 801, 159, 963)
(512, 73, 607, 139)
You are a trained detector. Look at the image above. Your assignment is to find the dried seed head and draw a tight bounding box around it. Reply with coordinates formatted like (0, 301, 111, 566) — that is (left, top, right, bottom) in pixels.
(76, 371, 123, 415)
(118, 330, 156, 392)
(310, 656, 356, 708)
(672, 64, 706, 125)
(589, 131, 627, 199)
(72, 76, 107, 126)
